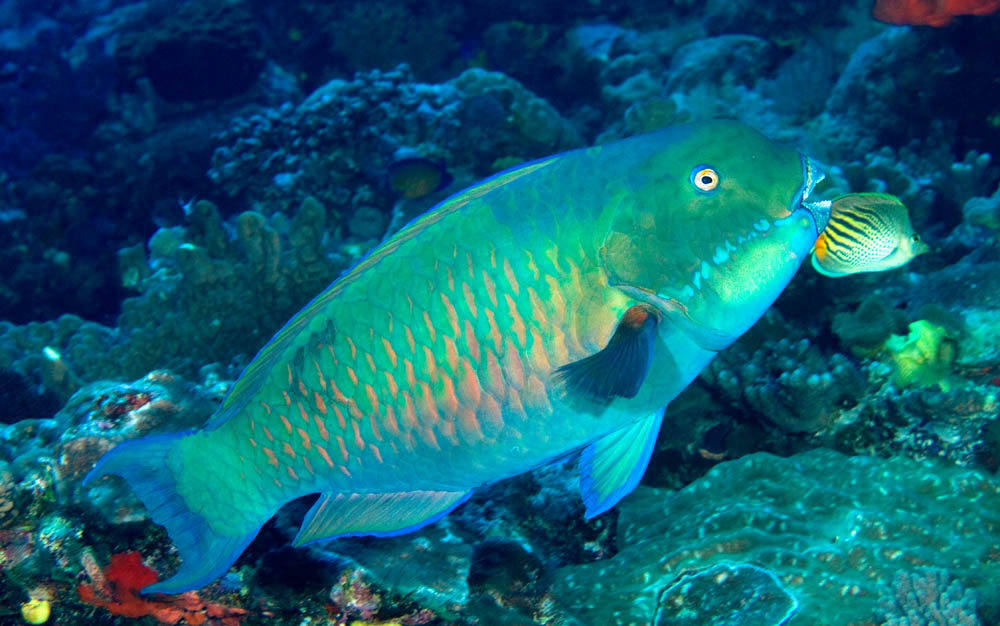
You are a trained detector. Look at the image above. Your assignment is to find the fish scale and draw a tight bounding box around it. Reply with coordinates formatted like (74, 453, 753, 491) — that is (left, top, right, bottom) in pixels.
(86, 120, 830, 593)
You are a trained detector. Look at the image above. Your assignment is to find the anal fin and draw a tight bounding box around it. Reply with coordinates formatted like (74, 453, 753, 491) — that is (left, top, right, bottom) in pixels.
(293, 489, 471, 546)
(580, 409, 664, 518)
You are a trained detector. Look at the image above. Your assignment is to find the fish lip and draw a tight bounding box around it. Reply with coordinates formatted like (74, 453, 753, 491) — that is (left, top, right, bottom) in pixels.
(797, 155, 829, 235)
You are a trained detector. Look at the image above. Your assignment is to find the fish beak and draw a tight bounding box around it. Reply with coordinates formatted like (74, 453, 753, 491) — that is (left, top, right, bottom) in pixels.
(798, 155, 830, 236)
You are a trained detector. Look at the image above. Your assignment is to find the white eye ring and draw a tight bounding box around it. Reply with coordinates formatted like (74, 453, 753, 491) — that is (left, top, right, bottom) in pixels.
(691, 166, 720, 192)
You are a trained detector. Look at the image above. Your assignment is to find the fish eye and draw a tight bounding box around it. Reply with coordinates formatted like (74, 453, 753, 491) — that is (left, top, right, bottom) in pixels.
(691, 166, 719, 192)
(912, 234, 921, 242)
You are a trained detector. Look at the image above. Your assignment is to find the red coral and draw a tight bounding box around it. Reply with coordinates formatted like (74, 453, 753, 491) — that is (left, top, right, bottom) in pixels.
(78, 551, 247, 625)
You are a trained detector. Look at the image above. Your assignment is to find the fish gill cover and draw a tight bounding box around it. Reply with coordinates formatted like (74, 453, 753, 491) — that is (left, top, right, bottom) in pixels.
(0, 1, 999, 625)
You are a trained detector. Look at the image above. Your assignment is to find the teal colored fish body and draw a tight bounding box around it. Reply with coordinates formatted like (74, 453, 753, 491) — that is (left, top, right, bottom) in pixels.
(86, 120, 828, 593)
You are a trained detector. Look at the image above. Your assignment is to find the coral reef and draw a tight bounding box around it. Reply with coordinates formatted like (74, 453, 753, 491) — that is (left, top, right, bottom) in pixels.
(878, 568, 979, 626)
(552, 448, 1000, 626)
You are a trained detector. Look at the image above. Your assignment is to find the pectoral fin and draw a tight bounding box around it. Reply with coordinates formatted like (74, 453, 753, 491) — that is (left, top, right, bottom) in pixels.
(293, 489, 471, 546)
(580, 409, 664, 517)
(554, 304, 658, 404)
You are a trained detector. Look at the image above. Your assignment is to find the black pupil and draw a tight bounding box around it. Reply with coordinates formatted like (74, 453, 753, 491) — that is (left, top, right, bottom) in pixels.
(700, 174, 713, 185)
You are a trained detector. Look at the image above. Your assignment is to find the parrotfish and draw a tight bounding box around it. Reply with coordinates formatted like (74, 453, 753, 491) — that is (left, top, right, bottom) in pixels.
(811, 192, 928, 277)
(86, 120, 829, 593)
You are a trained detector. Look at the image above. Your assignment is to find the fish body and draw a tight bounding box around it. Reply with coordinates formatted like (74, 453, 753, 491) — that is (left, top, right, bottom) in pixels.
(873, 0, 1000, 26)
(811, 192, 928, 277)
(387, 157, 453, 199)
(86, 120, 828, 593)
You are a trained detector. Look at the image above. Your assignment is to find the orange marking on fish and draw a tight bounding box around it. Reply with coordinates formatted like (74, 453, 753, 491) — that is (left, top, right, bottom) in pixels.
(329, 378, 349, 404)
(259, 402, 272, 415)
(336, 435, 350, 462)
(484, 350, 504, 398)
(527, 287, 548, 328)
(404, 358, 417, 389)
(370, 443, 383, 464)
(365, 352, 376, 373)
(481, 270, 498, 307)
(504, 338, 525, 388)
(489, 244, 497, 269)
(440, 372, 459, 416)
(314, 392, 328, 416)
(314, 415, 330, 441)
(326, 344, 338, 365)
(381, 337, 398, 368)
(484, 309, 503, 353)
(345, 337, 357, 360)
(352, 420, 365, 451)
(461, 282, 478, 319)
(446, 265, 455, 292)
(297, 427, 312, 450)
(346, 367, 358, 388)
(459, 359, 482, 406)
(332, 404, 346, 431)
(339, 466, 352, 478)
(282, 391, 292, 406)
(503, 294, 527, 348)
(458, 408, 483, 442)
(422, 345, 438, 381)
(248, 437, 258, 447)
(281, 441, 296, 460)
(316, 444, 334, 468)
(463, 319, 481, 363)
(525, 374, 552, 414)
(480, 393, 504, 431)
(443, 336, 459, 374)
(298, 380, 308, 398)
(263, 447, 279, 468)
(386, 311, 394, 334)
(507, 386, 525, 419)
(280, 414, 293, 435)
(390, 441, 400, 455)
(274, 478, 283, 488)
(347, 398, 364, 421)
(440, 293, 460, 336)
(312, 358, 327, 391)
(465, 251, 475, 279)
(528, 327, 551, 373)
(421, 425, 441, 450)
(364, 384, 380, 415)
(544, 245, 562, 274)
(404, 326, 416, 355)
(287, 364, 293, 386)
(440, 418, 458, 446)
(401, 391, 419, 429)
(502, 257, 520, 296)
(417, 380, 441, 425)
(368, 327, 374, 342)
(263, 426, 275, 442)
(250, 419, 256, 432)
(524, 250, 540, 282)
(384, 404, 400, 436)
(384, 371, 399, 400)
(406, 294, 414, 316)
(302, 456, 315, 475)
(297, 401, 309, 424)
(369, 412, 383, 441)
(423, 311, 437, 344)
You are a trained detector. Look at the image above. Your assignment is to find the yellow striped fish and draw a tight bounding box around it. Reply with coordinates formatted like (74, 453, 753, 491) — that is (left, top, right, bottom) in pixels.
(811, 193, 928, 277)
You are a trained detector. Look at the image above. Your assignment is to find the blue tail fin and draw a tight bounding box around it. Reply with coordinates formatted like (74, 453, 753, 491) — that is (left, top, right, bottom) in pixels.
(84, 433, 264, 594)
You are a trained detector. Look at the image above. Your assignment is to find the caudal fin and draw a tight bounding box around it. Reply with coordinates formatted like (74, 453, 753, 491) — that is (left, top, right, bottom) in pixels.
(84, 433, 264, 594)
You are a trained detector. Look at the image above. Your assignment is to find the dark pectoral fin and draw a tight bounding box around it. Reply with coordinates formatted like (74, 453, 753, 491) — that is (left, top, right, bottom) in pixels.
(555, 304, 658, 404)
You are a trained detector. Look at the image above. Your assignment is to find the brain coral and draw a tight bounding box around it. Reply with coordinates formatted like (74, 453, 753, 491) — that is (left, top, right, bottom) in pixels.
(552, 449, 999, 626)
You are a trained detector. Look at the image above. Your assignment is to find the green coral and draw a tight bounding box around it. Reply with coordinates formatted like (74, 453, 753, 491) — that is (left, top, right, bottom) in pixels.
(884, 320, 956, 390)
(552, 449, 1000, 626)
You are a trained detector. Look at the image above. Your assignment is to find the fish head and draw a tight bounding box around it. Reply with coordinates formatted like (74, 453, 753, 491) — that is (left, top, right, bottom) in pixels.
(600, 120, 826, 350)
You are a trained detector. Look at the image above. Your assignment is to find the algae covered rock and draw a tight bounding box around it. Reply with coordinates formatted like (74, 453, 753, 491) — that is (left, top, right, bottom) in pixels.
(553, 448, 1000, 626)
